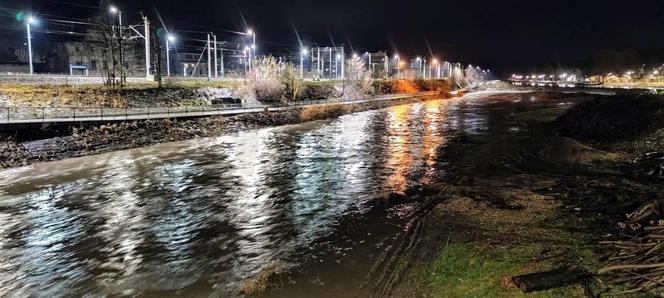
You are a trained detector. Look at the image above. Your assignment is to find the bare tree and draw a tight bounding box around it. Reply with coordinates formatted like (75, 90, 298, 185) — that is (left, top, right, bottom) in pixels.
(340, 56, 372, 97)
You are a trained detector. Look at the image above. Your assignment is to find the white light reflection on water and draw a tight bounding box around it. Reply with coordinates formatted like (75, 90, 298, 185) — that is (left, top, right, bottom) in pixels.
(0, 97, 496, 297)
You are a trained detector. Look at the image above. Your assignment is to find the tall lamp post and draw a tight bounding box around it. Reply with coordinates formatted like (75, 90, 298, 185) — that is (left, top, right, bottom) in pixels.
(26, 16, 37, 75)
(109, 5, 124, 83)
(166, 35, 175, 77)
(300, 48, 308, 79)
(394, 54, 400, 79)
(247, 29, 255, 71)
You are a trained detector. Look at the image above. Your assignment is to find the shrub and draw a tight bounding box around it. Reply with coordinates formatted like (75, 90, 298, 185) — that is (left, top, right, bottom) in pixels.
(300, 84, 336, 100)
(253, 78, 285, 102)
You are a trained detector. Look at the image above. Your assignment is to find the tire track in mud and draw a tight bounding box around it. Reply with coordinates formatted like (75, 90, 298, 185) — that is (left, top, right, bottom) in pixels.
(356, 189, 450, 297)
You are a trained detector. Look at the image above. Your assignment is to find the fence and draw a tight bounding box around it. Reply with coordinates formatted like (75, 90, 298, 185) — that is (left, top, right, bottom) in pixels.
(0, 91, 439, 124)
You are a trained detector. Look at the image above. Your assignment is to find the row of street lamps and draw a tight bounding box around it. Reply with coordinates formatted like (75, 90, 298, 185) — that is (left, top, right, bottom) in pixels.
(22, 8, 482, 80)
(297, 47, 455, 80)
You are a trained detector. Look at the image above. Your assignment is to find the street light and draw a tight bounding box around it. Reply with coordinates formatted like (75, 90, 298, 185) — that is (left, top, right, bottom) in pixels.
(166, 34, 176, 77)
(394, 54, 400, 79)
(300, 48, 308, 79)
(109, 5, 122, 25)
(432, 58, 440, 79)
(247, 29, 256, 70)
(109, 5, 124, 83)
(26, 16, 37, 75)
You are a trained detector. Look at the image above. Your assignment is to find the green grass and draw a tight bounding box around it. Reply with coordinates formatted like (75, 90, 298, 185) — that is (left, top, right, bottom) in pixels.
(418, 243, 584, 298)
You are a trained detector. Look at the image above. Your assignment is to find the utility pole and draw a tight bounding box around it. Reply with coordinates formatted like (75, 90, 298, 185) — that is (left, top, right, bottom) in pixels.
(26, 18, 34, 75)
(340, 49, 345, 80)
(384, 55, 388, 79)
(328, 47, 332, 79)
(166, 36, 172, 77)
(207, 33, 212, 79)
(220, 49, 224, 77)
(117, 10, 125, 84)
(213, 34, 218, 78)
(423, 59, 427, 79)
(300, 48, 307, 79)
(154, 30, 162, 88)
(334, 55, 338, 79)
(144, 16, 151, 80)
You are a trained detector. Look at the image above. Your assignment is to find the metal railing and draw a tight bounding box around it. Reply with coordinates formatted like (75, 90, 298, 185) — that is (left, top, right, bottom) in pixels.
(0, 91, 439, 124)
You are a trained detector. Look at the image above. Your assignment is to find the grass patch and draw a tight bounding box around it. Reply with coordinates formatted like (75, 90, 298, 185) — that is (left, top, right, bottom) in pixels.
(419, 243, 585, 298)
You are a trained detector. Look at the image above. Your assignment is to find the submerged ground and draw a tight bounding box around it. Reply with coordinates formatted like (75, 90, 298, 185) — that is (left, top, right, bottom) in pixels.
(0, 90, 662, 297)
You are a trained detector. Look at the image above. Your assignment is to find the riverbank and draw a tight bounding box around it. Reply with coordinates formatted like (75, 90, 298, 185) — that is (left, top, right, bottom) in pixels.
(387, 92, 664, 297)
(0, 79, 451, 107)
(0, 92, 445, 169)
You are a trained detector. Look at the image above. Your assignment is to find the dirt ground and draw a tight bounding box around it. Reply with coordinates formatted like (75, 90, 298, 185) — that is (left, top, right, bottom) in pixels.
(389, 92, 664, 297)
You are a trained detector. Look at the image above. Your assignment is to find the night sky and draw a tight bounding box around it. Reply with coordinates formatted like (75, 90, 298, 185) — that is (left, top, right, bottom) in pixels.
(3, 0, 664, 75)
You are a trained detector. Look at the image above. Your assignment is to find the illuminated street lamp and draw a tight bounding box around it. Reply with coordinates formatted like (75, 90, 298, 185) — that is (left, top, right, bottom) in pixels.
(247, 29, 256, 70)
(25, 16, 37, 75)
(416, 57, 422, 78)
(166, 34, 176, 77)
(109, 5, 124, 83)
(432, 58, 440, 79)
(109, 5, 122, 26)
(300, 48, 308, 79)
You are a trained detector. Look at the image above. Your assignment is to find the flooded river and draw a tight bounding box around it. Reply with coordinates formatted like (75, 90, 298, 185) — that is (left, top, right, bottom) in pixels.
(0, 92, 575, 297)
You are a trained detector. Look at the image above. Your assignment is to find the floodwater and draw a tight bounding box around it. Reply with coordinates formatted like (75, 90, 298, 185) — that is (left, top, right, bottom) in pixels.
(0, 92, 574, 297)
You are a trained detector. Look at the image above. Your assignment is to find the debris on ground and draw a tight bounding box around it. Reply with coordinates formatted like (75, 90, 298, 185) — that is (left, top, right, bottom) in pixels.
(512, 267, 589, 293)
(599, 199, 664, 295)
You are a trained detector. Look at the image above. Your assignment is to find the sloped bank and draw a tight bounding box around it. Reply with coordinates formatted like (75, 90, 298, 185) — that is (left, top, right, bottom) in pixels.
(0, 93, 446, 169)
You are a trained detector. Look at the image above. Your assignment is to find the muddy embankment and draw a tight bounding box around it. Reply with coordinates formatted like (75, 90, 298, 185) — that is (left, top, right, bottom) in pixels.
(377, 92, 664, 297)
(0, 79, 451, 108)
(0, 92, 447, 169)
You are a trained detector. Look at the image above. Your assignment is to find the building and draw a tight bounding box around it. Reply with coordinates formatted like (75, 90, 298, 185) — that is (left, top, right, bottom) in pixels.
(176, 52, 209, 77)
(0, 38, 35, 74)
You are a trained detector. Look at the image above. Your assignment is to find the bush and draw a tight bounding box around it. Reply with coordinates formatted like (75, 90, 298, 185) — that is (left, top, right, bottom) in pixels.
(300, 84, 337, 100)
(249, 56, 286, 102)
(253, 78, 285, 102)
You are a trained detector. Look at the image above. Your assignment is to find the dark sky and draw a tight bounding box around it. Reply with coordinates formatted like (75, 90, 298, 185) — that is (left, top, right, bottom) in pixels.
(3, 0, 664, 75)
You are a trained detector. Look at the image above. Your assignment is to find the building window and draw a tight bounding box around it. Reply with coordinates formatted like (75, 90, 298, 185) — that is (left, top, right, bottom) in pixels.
(90, 60, 97, 70)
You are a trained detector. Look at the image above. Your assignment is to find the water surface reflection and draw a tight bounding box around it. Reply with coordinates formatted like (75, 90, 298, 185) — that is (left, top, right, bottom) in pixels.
(0, 98, 488, 297)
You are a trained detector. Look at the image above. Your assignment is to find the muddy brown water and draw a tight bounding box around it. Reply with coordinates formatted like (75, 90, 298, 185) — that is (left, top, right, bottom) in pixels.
(0, 92, 581, 297)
